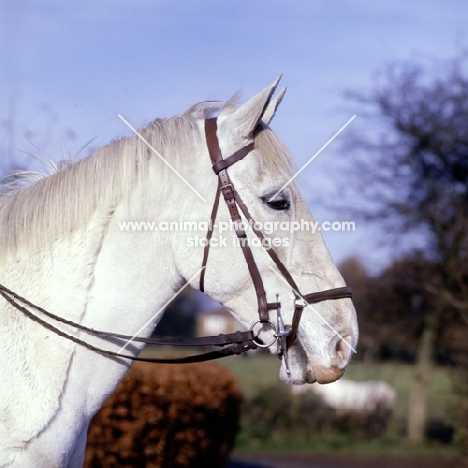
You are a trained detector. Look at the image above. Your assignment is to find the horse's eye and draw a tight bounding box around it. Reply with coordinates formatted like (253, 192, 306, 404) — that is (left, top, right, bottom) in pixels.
(264, 196, 290, 211)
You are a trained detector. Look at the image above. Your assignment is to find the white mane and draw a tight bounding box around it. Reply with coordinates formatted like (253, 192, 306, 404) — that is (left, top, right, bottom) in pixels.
(0, 100, 293, 258)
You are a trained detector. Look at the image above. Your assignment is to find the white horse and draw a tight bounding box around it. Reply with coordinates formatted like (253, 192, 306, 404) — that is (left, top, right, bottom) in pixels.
(292, 379, 396, 414)
(0, 78, 358, 467)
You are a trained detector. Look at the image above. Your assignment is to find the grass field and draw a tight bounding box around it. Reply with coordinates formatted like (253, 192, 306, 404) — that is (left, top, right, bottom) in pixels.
(141, 346, 462, 456)
(142, 347, 458, 425)
(219, 353, 462, 457)
(217, 352, 457, 422)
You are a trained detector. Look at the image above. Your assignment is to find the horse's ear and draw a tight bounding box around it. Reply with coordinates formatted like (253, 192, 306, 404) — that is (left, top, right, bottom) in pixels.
(261, 87, 286, 127)
(224, 75, 283, 141)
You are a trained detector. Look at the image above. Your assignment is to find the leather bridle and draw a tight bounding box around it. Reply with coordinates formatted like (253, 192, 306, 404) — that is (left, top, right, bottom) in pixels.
(0, 118, 352, 369)
(197, 118, 352, 372)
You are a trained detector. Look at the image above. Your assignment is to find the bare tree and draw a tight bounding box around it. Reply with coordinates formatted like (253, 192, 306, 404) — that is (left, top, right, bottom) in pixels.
(342, 51, 468, 444)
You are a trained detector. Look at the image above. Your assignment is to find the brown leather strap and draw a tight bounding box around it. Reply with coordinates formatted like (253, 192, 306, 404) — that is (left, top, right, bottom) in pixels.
(287, 303, 304, 348)
(90, 327, 255, 347)
(303, 287, 353, 304)
(205, 118, 222, 162)
(199, 179, 221, 292)
(237, 239, 269, 322)
(233, 191, 300, 292)
(212, 143, 254, 174)
(286, 287, 352, 347)
(203, 118, 270, 322)
(0, 283, 255, 347)
(0, 284, 257, 364)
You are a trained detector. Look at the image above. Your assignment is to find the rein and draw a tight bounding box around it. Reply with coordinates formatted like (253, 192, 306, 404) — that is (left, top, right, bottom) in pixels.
(0, 118, 352, 368)
(0, 284, 257, 364)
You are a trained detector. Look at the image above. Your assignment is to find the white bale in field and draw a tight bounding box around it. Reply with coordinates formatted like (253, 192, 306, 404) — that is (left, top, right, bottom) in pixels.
(292, 378, 396, 413)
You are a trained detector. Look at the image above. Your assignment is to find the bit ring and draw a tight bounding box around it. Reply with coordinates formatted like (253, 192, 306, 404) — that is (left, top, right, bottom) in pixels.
(250, 320, 277, 348)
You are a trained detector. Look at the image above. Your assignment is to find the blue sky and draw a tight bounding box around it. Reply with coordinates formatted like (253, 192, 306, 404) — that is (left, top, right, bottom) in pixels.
(1, 0, 467, 272)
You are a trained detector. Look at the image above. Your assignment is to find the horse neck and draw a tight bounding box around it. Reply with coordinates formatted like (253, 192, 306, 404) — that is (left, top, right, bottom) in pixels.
(83, 196, 183, 335)
(1, 163, 184, 344)
(0, 124, 212, 465)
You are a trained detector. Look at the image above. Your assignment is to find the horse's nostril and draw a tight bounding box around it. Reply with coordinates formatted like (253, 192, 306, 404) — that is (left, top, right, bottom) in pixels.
(336, 341, 345, 362)
(335, 335, 354, 367)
